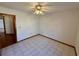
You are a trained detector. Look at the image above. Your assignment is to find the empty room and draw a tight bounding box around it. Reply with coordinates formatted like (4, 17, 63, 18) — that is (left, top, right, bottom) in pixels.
(0, 2, 79, 56)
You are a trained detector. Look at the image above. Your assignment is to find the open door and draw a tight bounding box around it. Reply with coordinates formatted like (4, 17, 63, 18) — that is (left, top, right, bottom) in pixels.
(0, 13, 17, 48)
(0, 16, 5, 48)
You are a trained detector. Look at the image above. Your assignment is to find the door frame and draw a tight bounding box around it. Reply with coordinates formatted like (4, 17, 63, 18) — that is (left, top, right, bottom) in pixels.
(3, 16, 6, 35)
(0, 13, 17, 43)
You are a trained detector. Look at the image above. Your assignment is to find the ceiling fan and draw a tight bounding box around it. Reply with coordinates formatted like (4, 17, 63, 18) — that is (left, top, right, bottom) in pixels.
(27, 2, 54, 15)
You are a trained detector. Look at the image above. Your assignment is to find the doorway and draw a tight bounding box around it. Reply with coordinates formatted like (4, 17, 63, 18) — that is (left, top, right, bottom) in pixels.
(0, 13, 17, 48)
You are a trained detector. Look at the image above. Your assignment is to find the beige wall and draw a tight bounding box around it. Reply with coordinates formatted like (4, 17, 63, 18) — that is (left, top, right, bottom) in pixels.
(4, 15, 14, 34)
(40, 10, 79, 46)
(76, 23, 79, 55)
(0, 6, 39, 41)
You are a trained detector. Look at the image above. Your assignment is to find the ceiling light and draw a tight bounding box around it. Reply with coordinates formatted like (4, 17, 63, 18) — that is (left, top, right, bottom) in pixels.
(33, 3, 44, 15)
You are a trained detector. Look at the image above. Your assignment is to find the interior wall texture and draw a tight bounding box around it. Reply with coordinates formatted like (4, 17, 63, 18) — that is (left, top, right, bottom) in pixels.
(76, 23, 79, 55)
(4, 15, 14, 34)
(40, 10, 79, 46)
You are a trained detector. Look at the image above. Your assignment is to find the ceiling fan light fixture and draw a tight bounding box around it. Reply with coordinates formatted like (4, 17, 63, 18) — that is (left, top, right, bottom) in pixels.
(34, 10, 43, 15)
(33, 3, 44, 15)
(36, 4, 42, 10)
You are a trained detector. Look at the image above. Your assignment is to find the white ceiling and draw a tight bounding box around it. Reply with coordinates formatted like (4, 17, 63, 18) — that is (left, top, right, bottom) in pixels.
(0, 2, 79, 13)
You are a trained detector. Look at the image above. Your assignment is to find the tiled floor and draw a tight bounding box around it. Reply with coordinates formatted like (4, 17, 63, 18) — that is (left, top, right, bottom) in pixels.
(1, 35, 76, 56)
